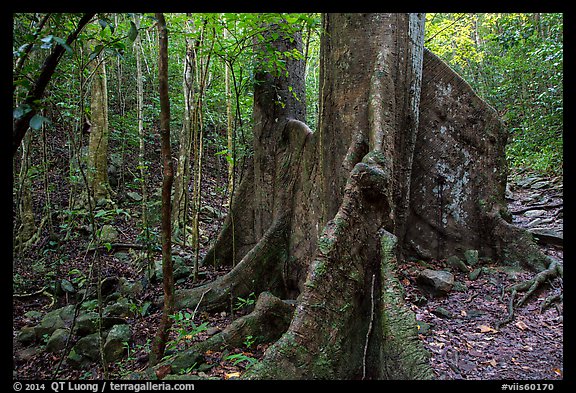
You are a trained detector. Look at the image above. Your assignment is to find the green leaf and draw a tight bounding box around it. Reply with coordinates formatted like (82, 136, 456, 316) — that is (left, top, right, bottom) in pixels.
(140, 301, 151, 317)
(53, 36, 73, 54)
(30, 114, 48, 130)
(128, 21, 138, 42)
(40, 36, 54, 49)
(13, 104, 31, 119)
(60, 279, 75, 293)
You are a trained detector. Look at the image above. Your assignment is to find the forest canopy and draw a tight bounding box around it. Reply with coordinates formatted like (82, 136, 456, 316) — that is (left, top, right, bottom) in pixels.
(13, 13, 563, 175)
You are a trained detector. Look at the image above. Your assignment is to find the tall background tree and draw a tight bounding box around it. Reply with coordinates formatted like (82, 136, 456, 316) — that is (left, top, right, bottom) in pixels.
(149, 12, 175, 366)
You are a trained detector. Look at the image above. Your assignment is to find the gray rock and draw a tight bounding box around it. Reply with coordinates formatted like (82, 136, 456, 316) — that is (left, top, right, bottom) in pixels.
(73, 312, 100, 336)
(127, 191, 142, 201)
(528, 228, 563, 247)
(524, 209, 547, 218)
(104, 324, 130, 362)
(59, 304, 77, 322)
(432, 306, 453, 319)
(100, 224, 119, 243)
(17, 326, 37, 345)
(103, 297, 134, 319)
(15, 347, 40, 362)
(446, 255, 469, 272)
(464, 249, 479, 267)
(469, 268, 483, 281)
(416, 269, 454, 296)
(530, 181, 550, 190)
(45, 328, 70, 353)
(72, 333, 101, 361)
(150, 256, 191, 282)
(114, 252, 130, 263)
(24, 310, 43, 321)
(416, 320, 432, 335)
(200, 205, 224, 219)
(120, 278, 144, 298)
(169, 348, 204, 374)
(515, 176, 540, 188)
(35, 309, 65, 340)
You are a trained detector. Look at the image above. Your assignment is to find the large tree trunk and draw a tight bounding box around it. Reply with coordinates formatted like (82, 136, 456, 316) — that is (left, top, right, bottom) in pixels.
(172, 13, 551, 380)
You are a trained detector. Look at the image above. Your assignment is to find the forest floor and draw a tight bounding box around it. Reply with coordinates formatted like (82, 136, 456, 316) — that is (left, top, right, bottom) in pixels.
(12, 142, 563, 381)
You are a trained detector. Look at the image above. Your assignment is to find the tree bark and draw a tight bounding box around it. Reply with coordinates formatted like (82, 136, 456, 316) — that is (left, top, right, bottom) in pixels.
(87, 56, 112, 203)
(245, 13, 429, 379)
(172, 14, 196, 236)
(150, 12, 175, 366)
(133, 14, 149, 239)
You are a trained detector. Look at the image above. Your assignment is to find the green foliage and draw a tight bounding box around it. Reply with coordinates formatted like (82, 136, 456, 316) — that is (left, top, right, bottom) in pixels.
(224, 352, 258, 369)
(426, 13, 563, 175)
(166, 311, 209, 352)
(243, 335, 256, 349)
(233, 292, 257, 311)
(68, 268, 87, 289)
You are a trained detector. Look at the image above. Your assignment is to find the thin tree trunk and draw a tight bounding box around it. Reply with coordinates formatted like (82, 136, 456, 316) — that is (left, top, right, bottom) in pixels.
(133, 14, 152, 267)
(172, 14, 196, 237)
(224, 27, 235, 206)
(87, 56, 112, 203)
(191, 26, 214, 280)
(14, 131, 36, 253)
(150, 12, 175, 366)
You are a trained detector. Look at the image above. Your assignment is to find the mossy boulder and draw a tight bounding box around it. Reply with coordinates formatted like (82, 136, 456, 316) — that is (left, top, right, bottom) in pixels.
(45, 328, 70, 353)
(34, 309, 66, 340)
(104, 324, 130, 362)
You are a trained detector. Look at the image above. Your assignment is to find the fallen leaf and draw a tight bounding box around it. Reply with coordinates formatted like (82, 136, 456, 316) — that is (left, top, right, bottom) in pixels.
(478, 324, 498, 334)
(515, 320, 529, 331)
(225, 372, 241, 380)
(553, 368, 563, 377)
(155, 364, 172, 379)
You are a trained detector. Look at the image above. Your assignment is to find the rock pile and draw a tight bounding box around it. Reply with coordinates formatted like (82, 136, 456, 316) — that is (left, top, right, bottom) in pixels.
(16, 276, 144, 368)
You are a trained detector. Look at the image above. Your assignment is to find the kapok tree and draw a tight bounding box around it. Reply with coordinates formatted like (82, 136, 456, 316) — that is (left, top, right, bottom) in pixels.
(169, 13, 557, 379)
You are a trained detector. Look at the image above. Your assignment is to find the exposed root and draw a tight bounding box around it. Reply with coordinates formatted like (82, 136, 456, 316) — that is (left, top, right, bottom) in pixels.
(149, 292, 294, 377)
(13, 285, 56, 309)
(173, 215, 290, 312)
(497, 257, 563, 328)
